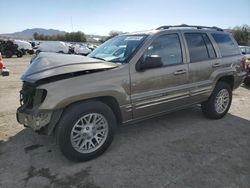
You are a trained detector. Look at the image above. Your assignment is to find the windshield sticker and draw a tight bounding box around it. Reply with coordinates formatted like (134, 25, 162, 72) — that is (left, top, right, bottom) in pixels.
(125, 36, 144, 41)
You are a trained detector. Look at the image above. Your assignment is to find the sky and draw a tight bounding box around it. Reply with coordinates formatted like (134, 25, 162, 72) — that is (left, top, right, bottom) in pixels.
(0, 0, 249, 35)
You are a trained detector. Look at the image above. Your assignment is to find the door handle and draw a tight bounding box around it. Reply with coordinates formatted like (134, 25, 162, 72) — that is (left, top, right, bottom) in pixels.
(174, 69, 187, 75)
(212, 63, 221, 68)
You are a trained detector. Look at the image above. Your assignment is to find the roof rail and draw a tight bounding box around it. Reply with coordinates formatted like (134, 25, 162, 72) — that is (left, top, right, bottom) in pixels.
(156, 24, 224, 32)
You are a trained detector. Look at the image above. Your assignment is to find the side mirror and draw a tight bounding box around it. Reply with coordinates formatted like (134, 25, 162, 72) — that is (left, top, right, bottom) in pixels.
(136, 55, 163, 71)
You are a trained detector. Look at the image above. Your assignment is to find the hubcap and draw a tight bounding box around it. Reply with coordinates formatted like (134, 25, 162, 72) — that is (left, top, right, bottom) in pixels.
(70, 113, 109, 153)
(214, 89, 230, 114)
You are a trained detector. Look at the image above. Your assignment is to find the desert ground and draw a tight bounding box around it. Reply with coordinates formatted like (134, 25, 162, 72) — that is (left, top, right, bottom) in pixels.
(0, 56, 250, 188)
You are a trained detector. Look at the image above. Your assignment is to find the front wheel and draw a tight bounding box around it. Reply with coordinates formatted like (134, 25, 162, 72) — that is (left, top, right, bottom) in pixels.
(201, 82, 232, 119)
(56, 101, 116, 162)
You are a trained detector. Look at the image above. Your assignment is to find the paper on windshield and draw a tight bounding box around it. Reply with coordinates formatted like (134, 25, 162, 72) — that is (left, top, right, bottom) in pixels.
(124, 36, 144, 41)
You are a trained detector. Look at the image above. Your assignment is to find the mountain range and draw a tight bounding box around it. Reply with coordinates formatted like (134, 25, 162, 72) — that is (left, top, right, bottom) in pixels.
(0, 28, 66, 39)
(0, 28, 102, 41)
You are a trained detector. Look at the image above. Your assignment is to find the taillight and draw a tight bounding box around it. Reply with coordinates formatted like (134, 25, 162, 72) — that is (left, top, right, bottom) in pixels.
(242, 57, 249, 71)
(0, 52, 3, 70)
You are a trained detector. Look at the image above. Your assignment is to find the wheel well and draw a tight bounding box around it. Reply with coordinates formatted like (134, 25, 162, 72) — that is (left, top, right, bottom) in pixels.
(64, 96, 123, 125)
(218, 75, 234, 90)
(97, 96, 122, 125)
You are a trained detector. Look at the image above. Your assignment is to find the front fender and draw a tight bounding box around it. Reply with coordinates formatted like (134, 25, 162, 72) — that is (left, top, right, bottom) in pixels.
(37, 66, 130, 110)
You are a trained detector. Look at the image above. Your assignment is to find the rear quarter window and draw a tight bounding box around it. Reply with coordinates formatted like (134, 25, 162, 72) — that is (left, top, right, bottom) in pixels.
(211, 33, 240, 57)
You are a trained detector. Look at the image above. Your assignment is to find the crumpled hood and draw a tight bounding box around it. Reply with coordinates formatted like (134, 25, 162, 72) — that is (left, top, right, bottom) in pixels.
(21, 52, 118, 83)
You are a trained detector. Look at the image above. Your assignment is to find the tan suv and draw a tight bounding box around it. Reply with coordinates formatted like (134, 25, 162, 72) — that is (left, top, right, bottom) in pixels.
(17, 25, 247, 161)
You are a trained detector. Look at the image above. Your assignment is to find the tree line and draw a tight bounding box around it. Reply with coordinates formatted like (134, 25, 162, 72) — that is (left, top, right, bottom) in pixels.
(32, 25, 250, 46)
(230, 25, 250, 46)
(33, 31, 87, 42)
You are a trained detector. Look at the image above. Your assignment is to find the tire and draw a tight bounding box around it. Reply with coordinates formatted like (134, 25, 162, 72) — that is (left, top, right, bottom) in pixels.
(56, 100, 117, 162)
(28, 49, 34, 55)
(201, 82, 232, 119)
(16, 50, 23, 58)
(5, 50, 13, 58)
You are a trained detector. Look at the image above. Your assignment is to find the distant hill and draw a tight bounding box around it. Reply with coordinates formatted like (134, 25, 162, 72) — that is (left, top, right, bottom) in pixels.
(0, 28, 102, 43)
(0, 28, 66, 39)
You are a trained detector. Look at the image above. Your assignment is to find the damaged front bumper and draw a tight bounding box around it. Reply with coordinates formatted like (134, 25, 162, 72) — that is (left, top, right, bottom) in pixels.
(16, 107, 63, 135)
(16, 108, 53, 131)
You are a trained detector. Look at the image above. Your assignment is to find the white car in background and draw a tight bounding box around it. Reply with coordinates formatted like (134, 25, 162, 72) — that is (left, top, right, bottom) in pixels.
(14, 40, 33, 54)
(239, 46, 250, 60)
(73, 44, 92, 55)
(38, 41, 69, 54)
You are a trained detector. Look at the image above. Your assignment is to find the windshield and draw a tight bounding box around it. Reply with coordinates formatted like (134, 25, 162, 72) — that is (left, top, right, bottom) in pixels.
(88, 35, 147, 63)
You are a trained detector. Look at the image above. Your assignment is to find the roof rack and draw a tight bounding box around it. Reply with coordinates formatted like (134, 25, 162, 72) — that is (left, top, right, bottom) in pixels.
(156, 24, 224, 32)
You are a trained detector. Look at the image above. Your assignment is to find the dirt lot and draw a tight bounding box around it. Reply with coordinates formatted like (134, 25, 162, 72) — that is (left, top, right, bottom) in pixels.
(0, 56, 250, 188)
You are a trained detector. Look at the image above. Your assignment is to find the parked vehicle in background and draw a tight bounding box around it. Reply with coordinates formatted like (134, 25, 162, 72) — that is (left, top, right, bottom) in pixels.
(239, 46, 250, 85)
(239, 46, 250, 59)
(14, 40, 34, 55)
(17, 25, 247, 162)
(74, 44, 92, 55)
(87, 44, 98, 51)
(0, 40, 23, 58)
(0, 52, 9, 76)
(37, 41, 69, 54)
(30, 41, 40, 50)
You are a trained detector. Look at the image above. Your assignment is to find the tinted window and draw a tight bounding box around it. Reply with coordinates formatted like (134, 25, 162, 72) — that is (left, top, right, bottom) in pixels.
(212, 33, 240, 57)
(185, 33, 209, 62)
(144, 34, 182, 66)
(202, 34, 216, 58)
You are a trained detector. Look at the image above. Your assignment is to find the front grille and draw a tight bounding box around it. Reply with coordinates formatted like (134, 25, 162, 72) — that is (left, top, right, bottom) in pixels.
(19, 82, 36, 110)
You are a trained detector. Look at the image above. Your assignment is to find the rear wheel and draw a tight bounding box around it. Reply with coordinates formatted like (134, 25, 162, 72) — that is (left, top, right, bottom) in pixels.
(201, 82, 232, 119)
(56, 101, 116, 162)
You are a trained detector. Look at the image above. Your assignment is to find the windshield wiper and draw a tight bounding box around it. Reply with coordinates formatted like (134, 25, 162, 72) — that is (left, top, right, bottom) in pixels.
(91, 56, 106, 61)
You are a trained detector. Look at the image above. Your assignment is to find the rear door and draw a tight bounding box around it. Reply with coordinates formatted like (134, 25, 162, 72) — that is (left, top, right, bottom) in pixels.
(182, 32, 219, 102)
(130, 32, 190, 119)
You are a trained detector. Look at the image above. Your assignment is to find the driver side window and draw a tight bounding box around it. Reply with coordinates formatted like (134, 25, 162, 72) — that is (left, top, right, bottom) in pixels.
(144, 34, 183, 66)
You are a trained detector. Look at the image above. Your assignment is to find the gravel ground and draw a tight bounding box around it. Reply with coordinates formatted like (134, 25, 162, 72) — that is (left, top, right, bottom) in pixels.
(0, 56, 250, 188)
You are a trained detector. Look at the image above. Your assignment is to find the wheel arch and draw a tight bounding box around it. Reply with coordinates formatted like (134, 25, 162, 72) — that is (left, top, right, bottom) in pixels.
(62, 96, 123, 125)
(217, 75, 234, 90)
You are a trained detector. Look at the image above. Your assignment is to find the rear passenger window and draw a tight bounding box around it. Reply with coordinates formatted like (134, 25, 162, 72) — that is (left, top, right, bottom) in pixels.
(145, 34, 182, 66)
(211, 33, 240, 57)
(185, 33, 209, 62)
(202, 34, 216, 58)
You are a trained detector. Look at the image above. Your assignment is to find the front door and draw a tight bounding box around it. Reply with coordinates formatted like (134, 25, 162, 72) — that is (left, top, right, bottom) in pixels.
(130, 33, 189, 119)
